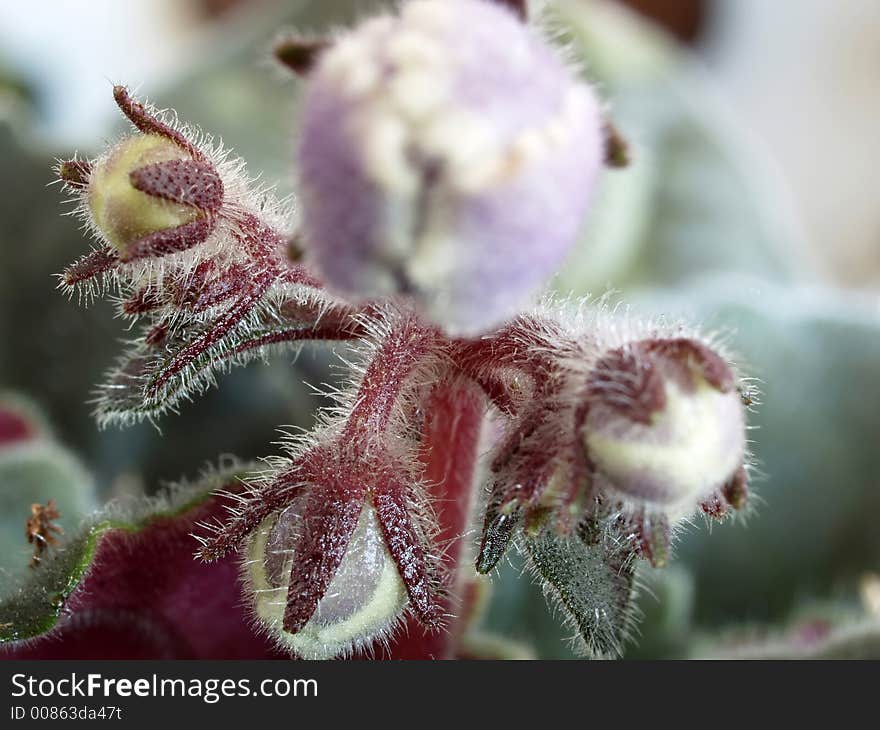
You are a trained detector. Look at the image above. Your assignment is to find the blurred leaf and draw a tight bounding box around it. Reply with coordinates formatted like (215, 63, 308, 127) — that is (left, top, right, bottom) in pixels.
(0, 459, 283, 659)
(0, 393, 97, 583)
(552, 0, 804, 294)
(693, 612, 880, 660)
(638, 276, 880, 625)
(624, 565, 695, 659)
(458, 631, 536, 660)
(0, 118, 326, 491)
(0, 390, 50, 444)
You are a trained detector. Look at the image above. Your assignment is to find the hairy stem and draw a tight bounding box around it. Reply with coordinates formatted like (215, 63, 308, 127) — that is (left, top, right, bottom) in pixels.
(342, 317, 440, 443)
(392, 380, 485, 659)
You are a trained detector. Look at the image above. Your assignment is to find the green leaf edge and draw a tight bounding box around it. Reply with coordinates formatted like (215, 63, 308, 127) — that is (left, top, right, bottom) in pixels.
(0, 461, 257, 644)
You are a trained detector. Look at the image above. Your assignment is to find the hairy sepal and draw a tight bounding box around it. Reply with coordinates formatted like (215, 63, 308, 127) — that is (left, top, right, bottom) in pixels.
(93, 286, 353, 427)
(524, 517, 639, 659)
(197, 309, 450, 658)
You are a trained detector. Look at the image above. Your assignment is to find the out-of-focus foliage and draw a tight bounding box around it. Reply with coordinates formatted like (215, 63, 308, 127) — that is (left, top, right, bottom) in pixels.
(642, 278, 880, 623)
(551, 0, 805, 293)
(0, 393, 97, 583)
(691, 579, 880, 659)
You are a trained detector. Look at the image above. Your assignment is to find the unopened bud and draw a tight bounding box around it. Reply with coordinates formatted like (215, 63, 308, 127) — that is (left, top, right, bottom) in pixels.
(580, 338, 747, 520)
(247, 500, 407, 659)
(297, 0, 604, 334)
(87, 134, 222, 261)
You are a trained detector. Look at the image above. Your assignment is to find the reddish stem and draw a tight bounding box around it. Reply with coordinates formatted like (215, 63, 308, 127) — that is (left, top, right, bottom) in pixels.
(390, 380, 485, 659)
(342, 317, 440, 442)
(451, 315, 572, 415)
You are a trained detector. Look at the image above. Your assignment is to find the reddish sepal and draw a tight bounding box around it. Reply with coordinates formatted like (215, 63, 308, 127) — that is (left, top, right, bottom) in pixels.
(374, 481, 442, 628)
(281, 468, 367, 634)
(113, 86, 204, 161)
(62, 247, 119, 286)
(130, 159, 223, 212)
(122, 216, 213, 262)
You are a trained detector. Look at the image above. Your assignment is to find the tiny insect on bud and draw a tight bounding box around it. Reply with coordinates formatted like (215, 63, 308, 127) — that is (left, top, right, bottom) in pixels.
(297, 0, 604, 334)
(87, 133, 223, 262)
(246, 500, 408, 660)
(580, 338, 747, 521)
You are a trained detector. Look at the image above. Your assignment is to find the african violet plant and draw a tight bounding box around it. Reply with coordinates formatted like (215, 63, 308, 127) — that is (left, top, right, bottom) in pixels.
(0, 0, 753, 660)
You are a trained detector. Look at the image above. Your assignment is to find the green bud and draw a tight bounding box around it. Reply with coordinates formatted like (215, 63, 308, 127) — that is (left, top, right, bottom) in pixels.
(88, 135, 202, 256)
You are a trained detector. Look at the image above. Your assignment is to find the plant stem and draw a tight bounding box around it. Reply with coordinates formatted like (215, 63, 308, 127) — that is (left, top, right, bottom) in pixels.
(391, 380, 485, 659)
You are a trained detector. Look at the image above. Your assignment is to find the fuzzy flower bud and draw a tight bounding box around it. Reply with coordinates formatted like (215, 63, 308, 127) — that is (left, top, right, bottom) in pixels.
(247, 501, 408, 660)
(80, 90, 225, 263)
(90, 136, 195, 253)
(580, 339, 747, 521)
(297, 0, 604, 334)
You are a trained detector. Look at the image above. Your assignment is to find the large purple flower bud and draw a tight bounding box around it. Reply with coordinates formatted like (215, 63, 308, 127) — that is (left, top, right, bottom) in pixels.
(296, 0, 604, 334)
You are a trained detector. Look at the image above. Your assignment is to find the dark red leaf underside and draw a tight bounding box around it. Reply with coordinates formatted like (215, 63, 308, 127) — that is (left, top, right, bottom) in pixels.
(1, 493, 286, 660)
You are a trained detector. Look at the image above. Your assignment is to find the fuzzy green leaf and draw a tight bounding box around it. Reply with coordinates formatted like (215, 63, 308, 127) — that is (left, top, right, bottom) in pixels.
(0, 443, 97, 583)
(524, 521, 638, 658)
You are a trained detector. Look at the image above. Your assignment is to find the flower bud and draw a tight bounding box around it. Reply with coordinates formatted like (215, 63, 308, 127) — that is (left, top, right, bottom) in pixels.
(580, 339, 747, 521)
(246, 500, 408, 659)
(297, 0, 604, 334)
(87, 133, 222, 261)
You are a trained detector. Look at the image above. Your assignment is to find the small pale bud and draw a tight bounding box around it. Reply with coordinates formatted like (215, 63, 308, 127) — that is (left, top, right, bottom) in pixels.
(297, 0, 604, 334)
(89, 136, 197, 253)
(581, 339, 747, 520)
(87, 133, 223, 261)
(247, 500, 408, 659)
